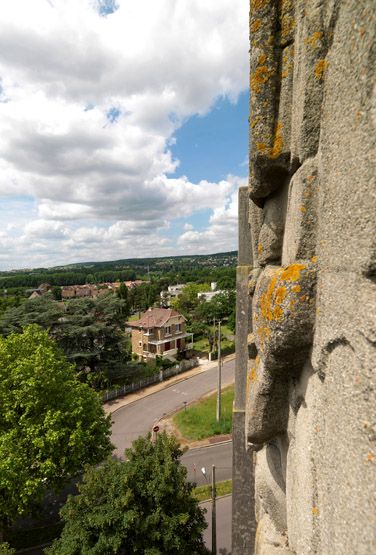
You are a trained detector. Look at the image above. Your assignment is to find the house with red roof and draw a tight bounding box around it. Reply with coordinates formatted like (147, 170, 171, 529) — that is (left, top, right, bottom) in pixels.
(127, 307, 193, 361)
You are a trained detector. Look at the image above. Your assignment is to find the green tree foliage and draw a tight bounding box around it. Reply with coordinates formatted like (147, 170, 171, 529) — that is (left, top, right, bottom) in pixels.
(47, 433, 209, 555)
(51, 286, 62, 301)
(0, 326, 112, 530)
(170, 283, 211, 318)
(193, 290, 236, 324)
(0, 294, 130, 389)
(0, 543, 15, 555)
(128, 283, 159, 312)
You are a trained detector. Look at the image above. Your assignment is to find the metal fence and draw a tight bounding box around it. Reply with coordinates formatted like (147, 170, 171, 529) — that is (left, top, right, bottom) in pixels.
(101, 358, 198, 403)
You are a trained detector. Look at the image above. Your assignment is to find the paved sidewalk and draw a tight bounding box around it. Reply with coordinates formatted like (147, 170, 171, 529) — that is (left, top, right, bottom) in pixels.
(103, 353, 235, 416)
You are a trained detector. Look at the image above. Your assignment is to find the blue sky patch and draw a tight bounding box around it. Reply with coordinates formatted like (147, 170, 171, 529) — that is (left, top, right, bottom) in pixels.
(171, 91, 249, 183)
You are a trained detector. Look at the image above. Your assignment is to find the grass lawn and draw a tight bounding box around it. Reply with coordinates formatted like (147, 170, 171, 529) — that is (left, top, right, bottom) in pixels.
(173, 384, 234, 440)
(193, 480, 232, 502)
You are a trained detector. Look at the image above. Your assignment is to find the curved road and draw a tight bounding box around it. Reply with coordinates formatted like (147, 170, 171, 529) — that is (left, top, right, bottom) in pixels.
(111, 359, 235, 454)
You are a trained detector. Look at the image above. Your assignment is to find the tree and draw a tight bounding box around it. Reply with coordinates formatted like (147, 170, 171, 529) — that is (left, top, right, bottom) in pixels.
(47, 433, 209, 555)
(0, 325, 113, 534)
(51, 286, 62, 301)
(0, 294, 131, 389)
(170, 283, 210, 318)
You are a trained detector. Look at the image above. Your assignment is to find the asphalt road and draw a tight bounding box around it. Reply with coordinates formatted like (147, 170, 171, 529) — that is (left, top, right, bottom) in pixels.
(202, 495, 232, 554)
(183, 441, 232, 486)
(111, 358, 235, 457)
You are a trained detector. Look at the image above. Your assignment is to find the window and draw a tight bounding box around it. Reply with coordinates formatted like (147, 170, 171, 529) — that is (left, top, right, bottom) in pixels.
(165, 326, 171, 336)
(138, 341, 142, 347)
(176, 323, 181, 333)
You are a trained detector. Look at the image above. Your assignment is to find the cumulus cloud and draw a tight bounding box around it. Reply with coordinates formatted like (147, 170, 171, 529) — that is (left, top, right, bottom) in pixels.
(177, 176, 246, 254)
(0, 0, 248, 268)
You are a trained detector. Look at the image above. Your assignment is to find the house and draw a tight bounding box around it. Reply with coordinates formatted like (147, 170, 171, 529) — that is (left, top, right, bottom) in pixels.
(197, 282, 225, 302)
(160, 284, 185, 307)
(127, 307, 193, 361)
(28, 283, 51, 299)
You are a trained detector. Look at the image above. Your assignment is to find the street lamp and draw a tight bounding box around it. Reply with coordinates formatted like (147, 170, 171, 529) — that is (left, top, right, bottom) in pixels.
(201, 466, 217, 554)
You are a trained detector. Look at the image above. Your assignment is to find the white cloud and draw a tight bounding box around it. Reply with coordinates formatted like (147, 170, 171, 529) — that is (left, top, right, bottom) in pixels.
(177, 176, 246, 254)
(0, 0, 248, 268)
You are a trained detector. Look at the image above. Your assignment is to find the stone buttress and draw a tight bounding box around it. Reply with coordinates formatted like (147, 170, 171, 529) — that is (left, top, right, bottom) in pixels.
(233, 1, 376, 553)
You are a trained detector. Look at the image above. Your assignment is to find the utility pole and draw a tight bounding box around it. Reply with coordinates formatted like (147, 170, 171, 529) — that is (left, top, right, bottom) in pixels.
(216, 320, 222, 422)
(211, 464, 217, 555)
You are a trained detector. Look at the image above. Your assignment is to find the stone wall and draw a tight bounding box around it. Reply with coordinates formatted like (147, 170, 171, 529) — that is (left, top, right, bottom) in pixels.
(233, 1, 376, 553)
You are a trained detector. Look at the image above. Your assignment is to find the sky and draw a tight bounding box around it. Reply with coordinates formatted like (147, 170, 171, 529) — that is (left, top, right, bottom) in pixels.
(0, 0, 249, 270)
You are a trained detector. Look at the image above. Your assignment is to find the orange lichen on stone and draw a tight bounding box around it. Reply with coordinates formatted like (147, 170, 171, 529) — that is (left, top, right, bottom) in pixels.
(311, 506, 319, 516)
(256, 142, 268, 153)
(367, 452, 374, 462)
(258, 243, 264, 253)
(314, 59, 328, 80)
(257, 326, 270, 351)
(299, 205, 307, 213)
(311, 255, 318, 263)
(280, 263, 306, 282)
(250, 0, 268, 10)
(269, 122, 283, 159)
(258, 53, 267, 65)
(251, 18, 261, 33)
(300, 295, 307, 302)
(292, 285, 301, 293)
(260, 276, 278, 320)
(305, 31, 323, 48)
(275, 286, 287, 305)
(273, 305, 283, 320)
(251, 65, 273, 93)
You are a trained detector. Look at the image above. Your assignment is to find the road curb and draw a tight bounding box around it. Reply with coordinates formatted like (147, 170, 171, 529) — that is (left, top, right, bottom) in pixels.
(106, 353, 236, 417)
(198, 493, 232, 505)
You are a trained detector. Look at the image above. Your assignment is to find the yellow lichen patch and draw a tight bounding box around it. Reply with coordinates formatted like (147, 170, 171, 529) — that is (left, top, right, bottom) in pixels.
(258, 53, 267, 65)
(299, 205, 307, 213)
(257, 326, 270, 351)
(311, 255, 318, 264)
(269, 122, 283, 159)
(314, 59, 328, 80)
(311, 506, 319, 516)
(260, 276, 278, 320)
(366, 452, 374, 462)
(256, 142, 268, 153)
(251, 116, 260, 129)
(289, 299, 296, 311)
(251, 18, 261, 33)
(258, 243, 264, 254)
(275, 286, 287, 305)
(292, 285, 301, 293)
(250, 65, 273, 93)
(250, 366, 257, 382)
(280, 263, 306, 282)
(305, 31, 323, 48)
(273, 305, 283, 320)
(300, 295, 307, 302)
(250, 0, 268, 11)
(281, 16, 296, 41)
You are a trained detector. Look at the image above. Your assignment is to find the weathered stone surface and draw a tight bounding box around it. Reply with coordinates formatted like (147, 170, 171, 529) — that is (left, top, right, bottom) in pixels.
(249, 0, 281, 200)
(234, 1, 376, 553)
(257, 183, 289, 266)
(282, 157, 319, 265)
(246, 357, 289, 444)
(252, 262, 317, 373)
(290, 0, 327, 162)
(255, 440, 287, 534)
(232, 187, 256, 555)
(249, 196, 264, 265)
